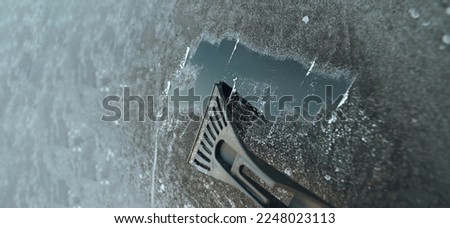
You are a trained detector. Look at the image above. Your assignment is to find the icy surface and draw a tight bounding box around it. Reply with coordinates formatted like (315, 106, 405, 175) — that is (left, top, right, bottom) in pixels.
(0, 0, 147, 207)
(1, 0, 450, 208)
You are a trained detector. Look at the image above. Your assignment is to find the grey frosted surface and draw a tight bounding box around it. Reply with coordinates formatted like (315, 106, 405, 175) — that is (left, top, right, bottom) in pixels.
(1, 0, 449, 207)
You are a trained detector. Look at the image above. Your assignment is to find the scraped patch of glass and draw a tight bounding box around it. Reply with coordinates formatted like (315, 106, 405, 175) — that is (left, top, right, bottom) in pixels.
(181, 39, 354, 122)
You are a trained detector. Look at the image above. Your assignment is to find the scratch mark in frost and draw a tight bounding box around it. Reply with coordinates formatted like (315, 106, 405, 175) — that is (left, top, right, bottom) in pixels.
(299, 57, 317, 89)
(180, 47, 190, 69)
(231, 77, 237, 93)
(337, 78, 356, 109)
(163, 81, 171, 95)
(225, 197, 236, 207)
(306, 57, 316, 76)
(211, 190, 225, 207)
(151, 125, 159, 206)
(180, 120, 192, 138)
(328, 78, 356, 124)
(227, 39, 239, 67)
(227, 77, 238, 105)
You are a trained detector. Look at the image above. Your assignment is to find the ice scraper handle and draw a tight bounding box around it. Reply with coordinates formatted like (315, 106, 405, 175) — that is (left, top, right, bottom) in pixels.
(218, 136, 331, 208)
